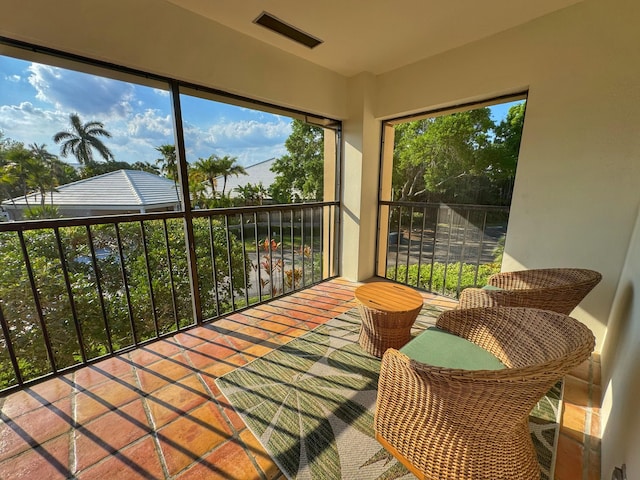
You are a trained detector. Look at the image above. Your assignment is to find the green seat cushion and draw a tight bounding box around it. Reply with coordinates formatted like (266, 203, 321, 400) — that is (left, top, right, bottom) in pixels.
(400, 327, 506, 370)
(481, 284, 503, 291)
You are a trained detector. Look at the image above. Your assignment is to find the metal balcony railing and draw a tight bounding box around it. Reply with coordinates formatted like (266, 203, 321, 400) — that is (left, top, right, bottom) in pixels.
(379, 201, 509, 297)
(0, 202, 339, 394)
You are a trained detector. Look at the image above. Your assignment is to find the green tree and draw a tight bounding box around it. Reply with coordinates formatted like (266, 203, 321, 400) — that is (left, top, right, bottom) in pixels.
(391, 104, 524, 205)
(217, 155, 247, 197)
(53, 113, 114, 165)
(234, 182, 268, 206)
(29, 143, 80, 200)
(155, 144, 178, 181)
(80, 160, 159, 178)
(270, 120, 324, 203)
(0, 217, 250, 389)
(23, 157, 56, 206)
(49, 158, 80, 186)
(1, 145, 45, 211)
(193, 155, 222, 199)
(488, 103, 526, 204)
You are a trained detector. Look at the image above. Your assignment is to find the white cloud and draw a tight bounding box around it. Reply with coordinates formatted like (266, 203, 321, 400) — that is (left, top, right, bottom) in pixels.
(5, 74, 20, 82)
(0, 102, 68, 144)
(126, 109, 173, 138)
(182, 118, 291, 165)
(153, 88, 170, 97)
(184, 118, 291, 166)
(27, 63, 135, 119)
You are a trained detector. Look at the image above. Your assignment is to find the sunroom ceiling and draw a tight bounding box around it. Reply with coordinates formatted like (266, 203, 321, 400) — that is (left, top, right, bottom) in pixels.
(165, 0, 583, 77)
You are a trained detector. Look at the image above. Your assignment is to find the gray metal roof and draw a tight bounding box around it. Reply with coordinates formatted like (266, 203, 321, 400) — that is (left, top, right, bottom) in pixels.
(2, 170, 181, 210)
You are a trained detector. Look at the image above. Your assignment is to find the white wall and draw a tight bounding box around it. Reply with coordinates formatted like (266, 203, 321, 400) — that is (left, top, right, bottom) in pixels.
(601, 204, 640, 479)
(375, 0, 640, 351)
(341, 73, 381, 280)
(374, 1, 640, 476)
(0, 0, 347, 120)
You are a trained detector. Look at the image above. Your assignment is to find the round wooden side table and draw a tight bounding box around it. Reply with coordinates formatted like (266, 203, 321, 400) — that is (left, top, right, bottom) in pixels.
(354, 282, 423, 357)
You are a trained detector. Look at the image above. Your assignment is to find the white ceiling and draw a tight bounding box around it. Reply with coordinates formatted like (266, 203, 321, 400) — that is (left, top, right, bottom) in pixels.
(165, 0, 583, 77)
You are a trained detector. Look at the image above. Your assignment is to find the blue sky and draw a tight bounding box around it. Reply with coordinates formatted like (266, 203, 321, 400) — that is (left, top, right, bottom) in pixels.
(0, 55, 292, 167)
(0, 53, 522, 169)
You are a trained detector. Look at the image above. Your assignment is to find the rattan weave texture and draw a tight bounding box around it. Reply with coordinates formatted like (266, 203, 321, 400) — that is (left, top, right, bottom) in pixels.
(458, 268, 602, 314)
(357, 303, 422, 357)
(374, 307, 596, 480)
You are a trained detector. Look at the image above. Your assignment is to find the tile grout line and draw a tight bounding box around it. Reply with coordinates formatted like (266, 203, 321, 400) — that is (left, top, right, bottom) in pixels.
(179, 324, 269, 480)
(69, 372, 78, 477)
(129, 351, 172, 480)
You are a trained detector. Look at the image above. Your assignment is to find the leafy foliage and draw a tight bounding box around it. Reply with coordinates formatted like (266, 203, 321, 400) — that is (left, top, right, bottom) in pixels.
(0, 218, 249, 389)
(386, 261, 500, 297)
(270, 120, 324, 203)
(392, 103, 525, 205)
(53, 113, 114, 165)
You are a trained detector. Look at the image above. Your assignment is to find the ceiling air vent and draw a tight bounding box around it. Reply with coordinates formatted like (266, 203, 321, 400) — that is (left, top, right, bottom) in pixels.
(254, 12, 323, 49)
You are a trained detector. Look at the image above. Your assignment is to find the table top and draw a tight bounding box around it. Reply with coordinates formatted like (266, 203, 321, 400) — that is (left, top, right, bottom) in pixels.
(355, 282, 423, 313)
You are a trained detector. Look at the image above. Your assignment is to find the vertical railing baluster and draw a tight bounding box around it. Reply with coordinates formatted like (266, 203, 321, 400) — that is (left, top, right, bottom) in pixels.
(139, 221, 159, 337)
(428, 206, 439, 292)
(301, 208, 306, 286)
(254, 212, 262, 303)
(162, 219, 180, 331)
(442, 207, 454, 296)
(394, 207, 402, 281)
(416, 207, 427, 289)
(54, 227, 86, 363)
(475, 211, 489, 286)
(310, 207, 315, 284)
(208, 216, 221, 317)
(239, 213, 249, 307)
(385, 207, 392, 279)
(18, 230, 57, 374)
(280, 211, 285, 294)
(325, 205, 331, 280)
(114, 223, 137, 345)
(290, 209, 295, 290)
(86, 225, 113, 353)
(0, 304, 23, 386)
(405, 207, 414, 285)
(456, 209, 471, 297)
(224, 214, 236, 311)
(266, 212, 274, 297)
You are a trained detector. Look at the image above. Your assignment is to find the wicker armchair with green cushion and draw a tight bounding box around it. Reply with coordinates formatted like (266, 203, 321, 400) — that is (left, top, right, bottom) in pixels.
(458, 267, 602, 314)
(374, 307, 595, 480)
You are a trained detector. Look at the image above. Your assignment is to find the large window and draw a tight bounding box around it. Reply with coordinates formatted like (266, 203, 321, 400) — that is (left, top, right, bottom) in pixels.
(378, 95, 526, 296)
(0, 39, 340, 392)
(0, 43, 339, 220)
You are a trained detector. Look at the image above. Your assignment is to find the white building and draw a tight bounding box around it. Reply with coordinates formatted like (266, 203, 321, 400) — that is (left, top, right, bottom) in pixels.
(218, 158, 276, 198)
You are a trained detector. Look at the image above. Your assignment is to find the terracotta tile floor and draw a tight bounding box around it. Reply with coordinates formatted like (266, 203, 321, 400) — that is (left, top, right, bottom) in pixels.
(0, 278, 601, 479)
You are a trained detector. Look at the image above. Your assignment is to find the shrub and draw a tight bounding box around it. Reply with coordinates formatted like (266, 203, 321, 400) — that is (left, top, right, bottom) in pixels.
(386, 261, 500, 297)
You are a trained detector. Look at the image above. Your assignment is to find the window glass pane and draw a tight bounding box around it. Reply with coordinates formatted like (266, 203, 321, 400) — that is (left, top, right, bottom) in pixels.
(378, 96, 527, 295)
(179, 90, 330, 208)
(386, 98, 526, 205)
(0, 53, 176, 220)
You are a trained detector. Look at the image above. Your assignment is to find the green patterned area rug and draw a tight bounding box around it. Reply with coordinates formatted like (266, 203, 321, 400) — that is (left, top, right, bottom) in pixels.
(216, 307, 562, 480)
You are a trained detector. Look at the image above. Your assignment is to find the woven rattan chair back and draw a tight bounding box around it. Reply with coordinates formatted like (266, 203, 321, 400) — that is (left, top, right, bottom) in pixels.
(375, 307, 596, 480)
(458, 268, 602, 314)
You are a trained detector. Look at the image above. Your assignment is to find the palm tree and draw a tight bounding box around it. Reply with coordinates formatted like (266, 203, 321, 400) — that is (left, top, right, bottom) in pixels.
(217, 155, 247, 196)
(24, 158, 55, 206)
(53, 113, 114, 165)
(155, 144, 178, 181)
(192, 155, 223, 198)
(29, 143, 59, 204)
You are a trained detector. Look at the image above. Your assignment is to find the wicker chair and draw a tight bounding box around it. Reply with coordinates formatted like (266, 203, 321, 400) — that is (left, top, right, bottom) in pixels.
(375, 307, 595, 480)
(458, 268, 602, 314)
